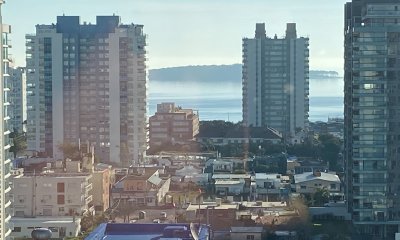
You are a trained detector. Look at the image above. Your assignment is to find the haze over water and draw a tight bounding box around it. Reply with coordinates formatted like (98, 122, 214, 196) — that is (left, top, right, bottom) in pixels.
(149, 77, 343, 123)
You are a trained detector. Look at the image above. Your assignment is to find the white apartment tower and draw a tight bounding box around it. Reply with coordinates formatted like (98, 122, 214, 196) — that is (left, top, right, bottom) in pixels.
(242, 23, 309, 137)
(0, 0, 13, 238)
(26, 16, 148, 166)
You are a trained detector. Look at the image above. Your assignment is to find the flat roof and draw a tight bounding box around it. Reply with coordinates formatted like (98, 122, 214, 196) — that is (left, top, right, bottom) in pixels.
(11, 217, 81, 224)
(212, 174, 251, 179)
(231, 226, 264, 233)
(215, 180, 242, 185)
(186, 203, 238, 211)
(85, 223, 210, 240)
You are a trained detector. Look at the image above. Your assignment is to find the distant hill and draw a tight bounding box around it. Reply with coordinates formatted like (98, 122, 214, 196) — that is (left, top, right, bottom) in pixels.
(149, 64, 242, 83)
(148, 64, 339, 83)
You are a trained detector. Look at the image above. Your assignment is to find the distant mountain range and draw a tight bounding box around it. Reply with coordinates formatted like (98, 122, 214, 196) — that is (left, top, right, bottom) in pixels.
(148, 64, 340, 83)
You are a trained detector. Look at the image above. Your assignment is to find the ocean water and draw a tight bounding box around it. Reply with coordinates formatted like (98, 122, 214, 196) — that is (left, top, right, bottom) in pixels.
(148, 78, 343, 123)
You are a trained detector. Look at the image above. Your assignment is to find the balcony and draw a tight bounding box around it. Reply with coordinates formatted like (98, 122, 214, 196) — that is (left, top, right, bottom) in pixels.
(85, 195, 93, 205)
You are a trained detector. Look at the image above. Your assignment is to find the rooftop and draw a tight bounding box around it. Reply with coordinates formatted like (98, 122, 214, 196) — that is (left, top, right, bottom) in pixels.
(85, 223, 210, 240)
(215, 179, 243, 185)
(230, 226, 264, 233)
(198, 124, 282, 139)
(11, 216, 81, 224)
(212, 174, 251, 179)
(186, 202, 239, 211)
(294, 172, 340, 184)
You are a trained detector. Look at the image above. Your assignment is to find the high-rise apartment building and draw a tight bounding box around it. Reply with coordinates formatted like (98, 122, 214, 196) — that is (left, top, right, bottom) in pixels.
(242, 23, 309, 137)
(344, 0, 400, 238)
(26, 16, 148, 166)
(9, 67, 26, 133)
(0, 1, 13, 237)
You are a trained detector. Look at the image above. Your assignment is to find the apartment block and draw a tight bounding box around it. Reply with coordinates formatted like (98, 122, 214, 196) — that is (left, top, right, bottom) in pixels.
(344, 0, 400, 238)
(149, 102, 199, 148)
(9, 67, 26, 133)
(26, 15, 148, 166)
(242, 23, 309, 138)
(0, 4, 13, 237)
(12, 172, 93, 217)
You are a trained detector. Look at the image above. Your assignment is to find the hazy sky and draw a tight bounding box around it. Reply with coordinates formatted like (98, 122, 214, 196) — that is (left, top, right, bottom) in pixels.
(5, 0, 348, 72)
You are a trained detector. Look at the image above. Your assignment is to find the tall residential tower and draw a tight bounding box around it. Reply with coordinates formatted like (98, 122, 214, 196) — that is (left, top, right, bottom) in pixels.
(26, 16, 148, 166)
(344, 0, 400, 238)
(0, 0, 13, 238)
(242, 23, 309, 137)
(9, 67, 26, 133)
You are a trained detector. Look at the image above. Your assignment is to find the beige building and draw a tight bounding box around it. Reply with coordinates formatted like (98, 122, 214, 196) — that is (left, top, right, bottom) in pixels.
(149, 102, 199, 148)
(12, 172, 93, 217)
(10, 217, 81, 239)
(111, 168, 170, 206)
(91, 166, 111, 214)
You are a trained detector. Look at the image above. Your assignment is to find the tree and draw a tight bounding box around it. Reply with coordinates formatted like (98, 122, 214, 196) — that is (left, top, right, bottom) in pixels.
(58, 142, 80, 160)
(319, 134, 342, 171)
(313, 188, 330, 206)
(9, 131, 27, 158)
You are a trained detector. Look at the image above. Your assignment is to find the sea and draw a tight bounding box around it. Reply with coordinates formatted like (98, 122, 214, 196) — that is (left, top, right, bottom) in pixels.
(148, 78, 343, 123)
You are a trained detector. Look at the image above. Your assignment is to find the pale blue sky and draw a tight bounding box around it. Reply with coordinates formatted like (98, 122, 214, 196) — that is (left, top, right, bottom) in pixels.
(5, 0, 347, 72)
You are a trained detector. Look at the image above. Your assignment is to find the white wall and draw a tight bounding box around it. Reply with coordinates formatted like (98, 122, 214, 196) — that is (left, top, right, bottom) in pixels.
(108, 30, 122, 164)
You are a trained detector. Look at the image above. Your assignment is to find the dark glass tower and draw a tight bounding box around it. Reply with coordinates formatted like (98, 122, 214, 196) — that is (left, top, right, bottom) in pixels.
(344, 0, 400, 238)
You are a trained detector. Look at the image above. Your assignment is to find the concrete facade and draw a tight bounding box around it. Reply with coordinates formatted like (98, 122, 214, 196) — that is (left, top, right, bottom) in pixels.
(149, 102, 199, 148)
(91, 168, 111, 214)
(10, 217, 81, 239)
(12, 173, 93, 217)
(26, 16, 148, 166)
(242, 23, 309, 138)
(9, 67, 26, 133)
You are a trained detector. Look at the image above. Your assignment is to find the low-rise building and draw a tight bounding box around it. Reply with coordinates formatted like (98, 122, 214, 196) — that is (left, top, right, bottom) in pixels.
(185, 200, 239, 231)
(10, 217, 81, 239)
(212, 174, 252, 201)
(197, 125, 282, 146)
(111, 168, 170, 207)
(149, 102, 199, 148)
(211, 159, 234, 173)
(230, 227, 265, 240)
(254, 173, 290, 202)
(91, 165, 112, 214)
(294, 171, 341, 194)
(12, 172, 93, 217)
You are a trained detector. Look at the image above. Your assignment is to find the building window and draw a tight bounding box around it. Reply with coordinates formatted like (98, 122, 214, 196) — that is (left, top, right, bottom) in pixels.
(246, 235, 255, 240)
(300, 186, 306, 189)
(57, 182, 65, 193)
(330, 184, 336, 189)
(57, 195, 65, 205)
(12, 227, 21, 232)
